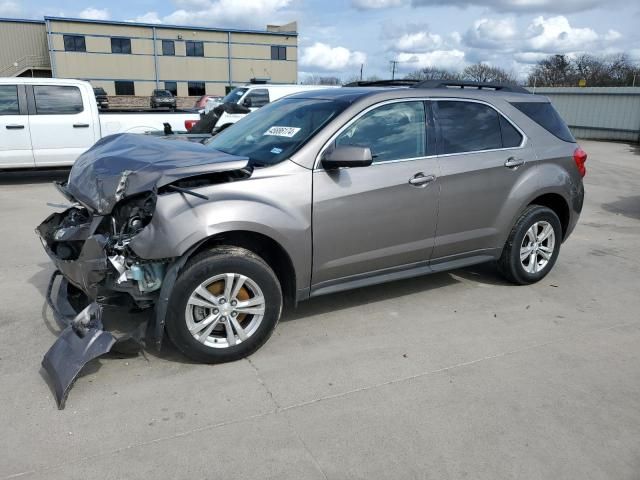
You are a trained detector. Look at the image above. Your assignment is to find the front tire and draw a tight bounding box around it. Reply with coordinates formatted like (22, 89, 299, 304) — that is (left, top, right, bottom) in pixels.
(166, 247, 282, 363)
(498, 205, 562, 285)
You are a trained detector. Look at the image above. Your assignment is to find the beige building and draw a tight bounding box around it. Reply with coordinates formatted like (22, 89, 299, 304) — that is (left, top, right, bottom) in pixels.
(0, 16, 298, 98)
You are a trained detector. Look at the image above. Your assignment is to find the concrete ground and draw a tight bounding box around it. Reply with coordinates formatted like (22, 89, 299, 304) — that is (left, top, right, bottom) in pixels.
(0, 139, 639, 479)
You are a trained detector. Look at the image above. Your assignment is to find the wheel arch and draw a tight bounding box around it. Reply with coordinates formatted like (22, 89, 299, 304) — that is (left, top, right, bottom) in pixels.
(188, 230, 297, 309)
(527, 192, 570, 240)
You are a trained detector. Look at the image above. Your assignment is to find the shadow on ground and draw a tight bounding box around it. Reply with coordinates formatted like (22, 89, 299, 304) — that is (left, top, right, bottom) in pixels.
(602, 195, 640, 221)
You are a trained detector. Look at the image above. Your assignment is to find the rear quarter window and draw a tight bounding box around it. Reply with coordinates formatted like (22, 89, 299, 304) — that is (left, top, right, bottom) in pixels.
(511, 101, 574, 143)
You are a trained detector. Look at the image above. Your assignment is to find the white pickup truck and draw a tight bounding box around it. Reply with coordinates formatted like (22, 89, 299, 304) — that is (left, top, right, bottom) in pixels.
(0, 78, 200, 169)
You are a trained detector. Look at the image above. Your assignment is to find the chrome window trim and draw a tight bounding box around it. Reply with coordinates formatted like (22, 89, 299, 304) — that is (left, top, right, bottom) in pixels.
(432, 97, 528, 156)
(313, 96, 528, 171)
(313, 97, 433, 171)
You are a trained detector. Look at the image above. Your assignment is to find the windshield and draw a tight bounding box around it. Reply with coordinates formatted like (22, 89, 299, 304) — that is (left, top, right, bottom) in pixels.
(221, 87, 248, 104)
(206, 98, 348, 167)
(155, 90, 172, 97)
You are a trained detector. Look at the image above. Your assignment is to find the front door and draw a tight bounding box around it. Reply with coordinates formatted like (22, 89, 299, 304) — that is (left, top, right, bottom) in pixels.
(0, 84, 34, 168)
(312, 100, 439, 291)
(27, 84, 97, 166)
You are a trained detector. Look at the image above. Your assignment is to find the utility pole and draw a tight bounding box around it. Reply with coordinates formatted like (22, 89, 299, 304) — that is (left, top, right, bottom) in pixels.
(360, 63, 363, 81)
(390, 60, 397, 80)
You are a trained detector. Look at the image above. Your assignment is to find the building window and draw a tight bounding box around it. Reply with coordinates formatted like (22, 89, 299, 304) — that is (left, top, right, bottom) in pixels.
(165, 81, 178, 96)
(188, 81, 205, 96)
(114, 81, 135, 96)
(0, 85, 20, 115)
(63, 35, 86, 52)
(33, 86, 84, 114)
(271, 46, 286, 60)
(162, 40, 175, 56)
(186, 41, 204, 57)
(111, 37, 132, 54)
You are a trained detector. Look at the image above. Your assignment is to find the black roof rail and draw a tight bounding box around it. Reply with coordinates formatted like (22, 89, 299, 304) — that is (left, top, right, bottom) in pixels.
(343, 79, 420, 87)
(411, 79, 530, 94)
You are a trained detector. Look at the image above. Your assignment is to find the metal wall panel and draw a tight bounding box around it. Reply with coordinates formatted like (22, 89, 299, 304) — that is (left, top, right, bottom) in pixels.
(0, 20, 50, 76)
(528, 87, 640, 142)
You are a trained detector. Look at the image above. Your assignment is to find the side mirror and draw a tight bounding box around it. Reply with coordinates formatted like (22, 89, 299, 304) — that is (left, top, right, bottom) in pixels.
(242, 97, 252, 108)
(321, 145, 373, 170)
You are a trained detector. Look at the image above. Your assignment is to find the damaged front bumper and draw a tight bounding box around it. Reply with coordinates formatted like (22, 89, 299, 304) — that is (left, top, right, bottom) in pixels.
(37, 201, 170, 409)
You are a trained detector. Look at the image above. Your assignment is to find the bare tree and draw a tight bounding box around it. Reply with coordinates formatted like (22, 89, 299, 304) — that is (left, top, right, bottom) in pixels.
(342, 74, 381, 85)
(462, 63, 517, 84)
(528, 53, 640, 87)
(404, 67, 460, 81)
(300, 75, 341, 85)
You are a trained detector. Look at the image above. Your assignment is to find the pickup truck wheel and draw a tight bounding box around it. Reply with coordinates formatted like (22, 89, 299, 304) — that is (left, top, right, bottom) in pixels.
(166, 247, 282, 363)
(498, 205, 562, 285)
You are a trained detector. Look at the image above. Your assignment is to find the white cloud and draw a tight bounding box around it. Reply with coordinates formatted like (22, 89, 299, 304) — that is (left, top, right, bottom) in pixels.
(78, 7, 110, 20)
(355, 0, 611, 13)
(300, 42, 367, 71)
(127, 12, 163, 24)
(162, 0, 293, 28)
(396, 50, 466, 71)
(524, 15, 598, 52)
(464, 18, 518, 49)
(0, 0, 20, 16)
(394, 31, 444, 52)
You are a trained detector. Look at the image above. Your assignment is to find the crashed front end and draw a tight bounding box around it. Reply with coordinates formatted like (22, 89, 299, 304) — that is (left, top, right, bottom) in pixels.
(36, 133, 250, 409)
(37, 188, 169, 408)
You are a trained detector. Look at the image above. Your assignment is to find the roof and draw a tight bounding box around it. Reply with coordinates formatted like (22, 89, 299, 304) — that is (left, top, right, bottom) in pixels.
(0, 77, 90, 86)
(0, 17, 45, 25)
(43, 16, 297, 36)
(287, 86, 547, 104)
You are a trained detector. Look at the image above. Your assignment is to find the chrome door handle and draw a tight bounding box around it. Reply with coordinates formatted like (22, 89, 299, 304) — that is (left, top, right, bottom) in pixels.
(5, 124, 24, 130)
(504, 157, 525, 169)
(408, 173, 436, 187)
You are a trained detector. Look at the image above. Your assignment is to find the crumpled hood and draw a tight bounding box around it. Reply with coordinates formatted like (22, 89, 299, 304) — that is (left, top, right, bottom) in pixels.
(66, 133, 249, 214)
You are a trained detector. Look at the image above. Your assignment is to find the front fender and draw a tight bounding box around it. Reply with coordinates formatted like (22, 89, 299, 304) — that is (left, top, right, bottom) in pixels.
(129, 161, 312, 291)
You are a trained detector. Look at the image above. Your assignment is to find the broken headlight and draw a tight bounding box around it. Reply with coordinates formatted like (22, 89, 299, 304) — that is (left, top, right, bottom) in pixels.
(109, 191, 156, 241)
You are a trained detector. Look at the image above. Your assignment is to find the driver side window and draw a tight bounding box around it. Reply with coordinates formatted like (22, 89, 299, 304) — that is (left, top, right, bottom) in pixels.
(335, 101, 426, 163)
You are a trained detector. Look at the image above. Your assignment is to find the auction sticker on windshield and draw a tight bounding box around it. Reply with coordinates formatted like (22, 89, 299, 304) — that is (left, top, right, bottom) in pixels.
(263, 126, 301, 138)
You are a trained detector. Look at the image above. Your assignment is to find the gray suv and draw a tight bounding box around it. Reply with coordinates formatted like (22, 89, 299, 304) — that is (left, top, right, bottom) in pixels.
(37, 80, 586, 407)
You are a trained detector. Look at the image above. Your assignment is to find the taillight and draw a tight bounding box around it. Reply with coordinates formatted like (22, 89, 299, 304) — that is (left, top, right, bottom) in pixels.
(573, 147, 587, 177)
(184, 119, 198, 131)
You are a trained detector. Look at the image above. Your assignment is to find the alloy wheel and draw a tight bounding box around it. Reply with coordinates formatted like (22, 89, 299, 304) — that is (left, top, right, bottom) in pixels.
(519, 221, 556, 274)
(185, 273, 266, 348)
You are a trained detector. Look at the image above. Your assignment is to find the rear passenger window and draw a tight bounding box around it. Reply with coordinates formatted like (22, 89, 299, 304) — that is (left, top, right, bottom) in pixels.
(33, 86, 83, 114)
(499, 116, 523, 148)
(336, 101, 426, 163)
(0, 85, 20, 115)
(435, 101, 502, 154)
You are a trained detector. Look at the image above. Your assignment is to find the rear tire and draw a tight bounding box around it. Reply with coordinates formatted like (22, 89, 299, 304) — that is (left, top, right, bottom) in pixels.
(498, 205, 562, 285)
(165, 247, 282, 363)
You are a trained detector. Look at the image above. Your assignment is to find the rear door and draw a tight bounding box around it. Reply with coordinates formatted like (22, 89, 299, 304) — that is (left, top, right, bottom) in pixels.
(27, 84, 97, 166)
(312, 99, 440, 290)
(430, 99, 537, 265)
(0, 84, 34, 168)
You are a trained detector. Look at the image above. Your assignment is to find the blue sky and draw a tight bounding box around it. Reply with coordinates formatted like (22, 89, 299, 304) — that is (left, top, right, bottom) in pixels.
(2, 0, 639, 80)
